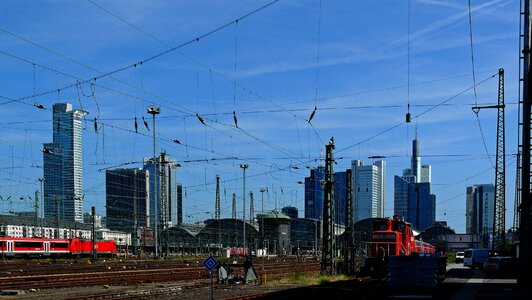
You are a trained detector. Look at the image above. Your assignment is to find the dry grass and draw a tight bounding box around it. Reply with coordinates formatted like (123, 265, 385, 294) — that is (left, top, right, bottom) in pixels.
(265, 272, 350, 286)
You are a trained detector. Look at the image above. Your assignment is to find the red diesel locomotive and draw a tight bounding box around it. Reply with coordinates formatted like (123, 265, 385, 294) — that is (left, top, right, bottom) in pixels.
(369, 216, 435, 257)
(0, 237, 117, 256)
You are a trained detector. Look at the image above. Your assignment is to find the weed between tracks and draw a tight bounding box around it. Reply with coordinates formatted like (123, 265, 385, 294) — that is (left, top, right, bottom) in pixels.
(265, 272, 350, 286)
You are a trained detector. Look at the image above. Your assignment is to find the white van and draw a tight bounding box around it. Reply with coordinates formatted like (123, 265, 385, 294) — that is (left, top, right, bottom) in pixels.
(463, 248, 489, 269)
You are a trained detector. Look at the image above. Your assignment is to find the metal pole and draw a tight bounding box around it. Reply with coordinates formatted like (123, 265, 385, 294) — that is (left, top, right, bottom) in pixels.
(260, 188, 266, 244)
(91, 206, 96, 262)
(147, 106, 160, 259)
(240, 164, 248, 251)
(520, 0, 532, 285)
(210, 270, 213, 300)
(39, 178, 44, 237)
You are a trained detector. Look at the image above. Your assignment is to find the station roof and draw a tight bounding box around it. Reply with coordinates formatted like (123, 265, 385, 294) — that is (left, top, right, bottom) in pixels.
(256, 211, 290, 220)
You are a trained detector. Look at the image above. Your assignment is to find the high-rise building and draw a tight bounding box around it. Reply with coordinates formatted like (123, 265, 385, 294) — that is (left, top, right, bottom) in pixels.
(334, 171, 347, 225)
(420, 165, 431, 183)
(304, 166, 358, 226)
(143, 151, 182, 228)
(466, 184, 494, 245)
(394, 138, 436, 231)
(43, 103, 88, 223)
(351, 160, 386, 223)
(304, 167, 324, 220)
(394, 177, 436, 231)
(105, 168, 150, 233)
(402, 139, 432, 184)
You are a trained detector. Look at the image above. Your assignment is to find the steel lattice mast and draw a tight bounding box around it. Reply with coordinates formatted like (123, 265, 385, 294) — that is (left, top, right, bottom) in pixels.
(471, 69, 506, 251)
(493, 69, 506, 251)
(343, 169, 353, 274)
(215, 175, 220, 220)
(321, 137, 336, 275)
(519, 0, 532, 285)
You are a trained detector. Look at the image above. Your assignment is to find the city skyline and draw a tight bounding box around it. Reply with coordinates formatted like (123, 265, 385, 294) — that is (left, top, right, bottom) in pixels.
(0, 1, 519, 233)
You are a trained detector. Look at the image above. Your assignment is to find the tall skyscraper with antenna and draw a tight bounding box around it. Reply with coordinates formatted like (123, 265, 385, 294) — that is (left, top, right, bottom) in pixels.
(394, 137, 436, 231)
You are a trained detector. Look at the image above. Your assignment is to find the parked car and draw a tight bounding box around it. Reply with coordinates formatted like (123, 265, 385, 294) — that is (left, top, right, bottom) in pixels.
(455, 251, 464, 263)
(484, 256, 515, 273)
(483, 256, 503, 272)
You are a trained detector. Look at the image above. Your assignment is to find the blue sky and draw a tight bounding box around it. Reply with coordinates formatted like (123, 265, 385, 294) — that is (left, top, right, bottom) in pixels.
(0, 0, 520, 233)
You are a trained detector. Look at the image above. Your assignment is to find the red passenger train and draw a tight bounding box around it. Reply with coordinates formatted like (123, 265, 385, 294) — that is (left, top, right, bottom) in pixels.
(0, 237, 117, 257)
(369, 216, 435, 257)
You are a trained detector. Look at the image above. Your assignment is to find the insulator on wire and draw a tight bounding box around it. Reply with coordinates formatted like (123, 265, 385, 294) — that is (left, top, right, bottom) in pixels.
(94, 118, 98, 133)
(142, 116, 150, 131)
(308, 106, 317, 123)
(196, 112, 206, 126)
(172, 139, 181, 144)
(233, 111, 238, 128)
(134, 117, 138, 133)
(406, 112, 411, 123)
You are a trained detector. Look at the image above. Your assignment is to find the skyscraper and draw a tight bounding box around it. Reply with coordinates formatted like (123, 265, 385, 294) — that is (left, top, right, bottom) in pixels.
(105, 168, 150, 233)
(402, 139, 432, 183)
(304, 166, 324, 220)
(351, 160, 386, 223)
(334, 171, 347, 225)
(43, 103, 88, 223)
(394, 177, 436, 231)
(466, 184, 494, 246)
(394, 138, 436, 231)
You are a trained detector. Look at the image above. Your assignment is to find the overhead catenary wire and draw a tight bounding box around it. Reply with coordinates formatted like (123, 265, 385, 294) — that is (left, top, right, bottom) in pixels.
(0, 47, 307, 164)
(467, 0, 494, 168)
(0, 0, 282, 107)
(337, 72, 498, 154)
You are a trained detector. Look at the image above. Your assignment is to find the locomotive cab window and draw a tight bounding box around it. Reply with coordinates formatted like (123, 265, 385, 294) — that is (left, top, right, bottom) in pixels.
(397, 224, 404, 232)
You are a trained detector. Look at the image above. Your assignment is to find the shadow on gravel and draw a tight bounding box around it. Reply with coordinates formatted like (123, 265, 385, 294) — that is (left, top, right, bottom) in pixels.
(253, 279, 464, 300)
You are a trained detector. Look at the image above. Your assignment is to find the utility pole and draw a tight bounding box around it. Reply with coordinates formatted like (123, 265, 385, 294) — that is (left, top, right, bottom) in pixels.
(249, 191, 254, 226)
(344, 169, 353, 274)
(215, 175, 221, 220)
(520, 0, 532, 285)
(232, 193, 236, 219)
(38, 178, 44, 237)
(216, 175, 221, 257)
(133, 169, 138, 254)
(160, 152, 168, 258)
(483, 191, 490, 248)
(472, 68, 505, 251)
(259, 188, 266, 249)
(321, 137, 335, 275)
(240, 163, 248, 251)
(91, 206, 96, 262)
(147, 106, 160, 259)
(34, 190, 39, 234)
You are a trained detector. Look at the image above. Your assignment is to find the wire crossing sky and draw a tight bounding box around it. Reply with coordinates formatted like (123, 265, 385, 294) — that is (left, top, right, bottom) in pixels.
(0, 0, 520, 233)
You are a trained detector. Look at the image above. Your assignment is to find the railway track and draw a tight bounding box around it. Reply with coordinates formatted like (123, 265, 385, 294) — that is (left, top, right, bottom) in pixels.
(0, 257, 320, 292)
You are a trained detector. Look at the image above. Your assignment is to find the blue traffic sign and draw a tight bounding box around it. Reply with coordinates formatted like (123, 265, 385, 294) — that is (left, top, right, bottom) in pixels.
(203, 255, 218, 272)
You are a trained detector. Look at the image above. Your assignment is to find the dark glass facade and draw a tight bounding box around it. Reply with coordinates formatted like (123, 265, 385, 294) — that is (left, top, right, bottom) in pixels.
(106, 168, 149, 233)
